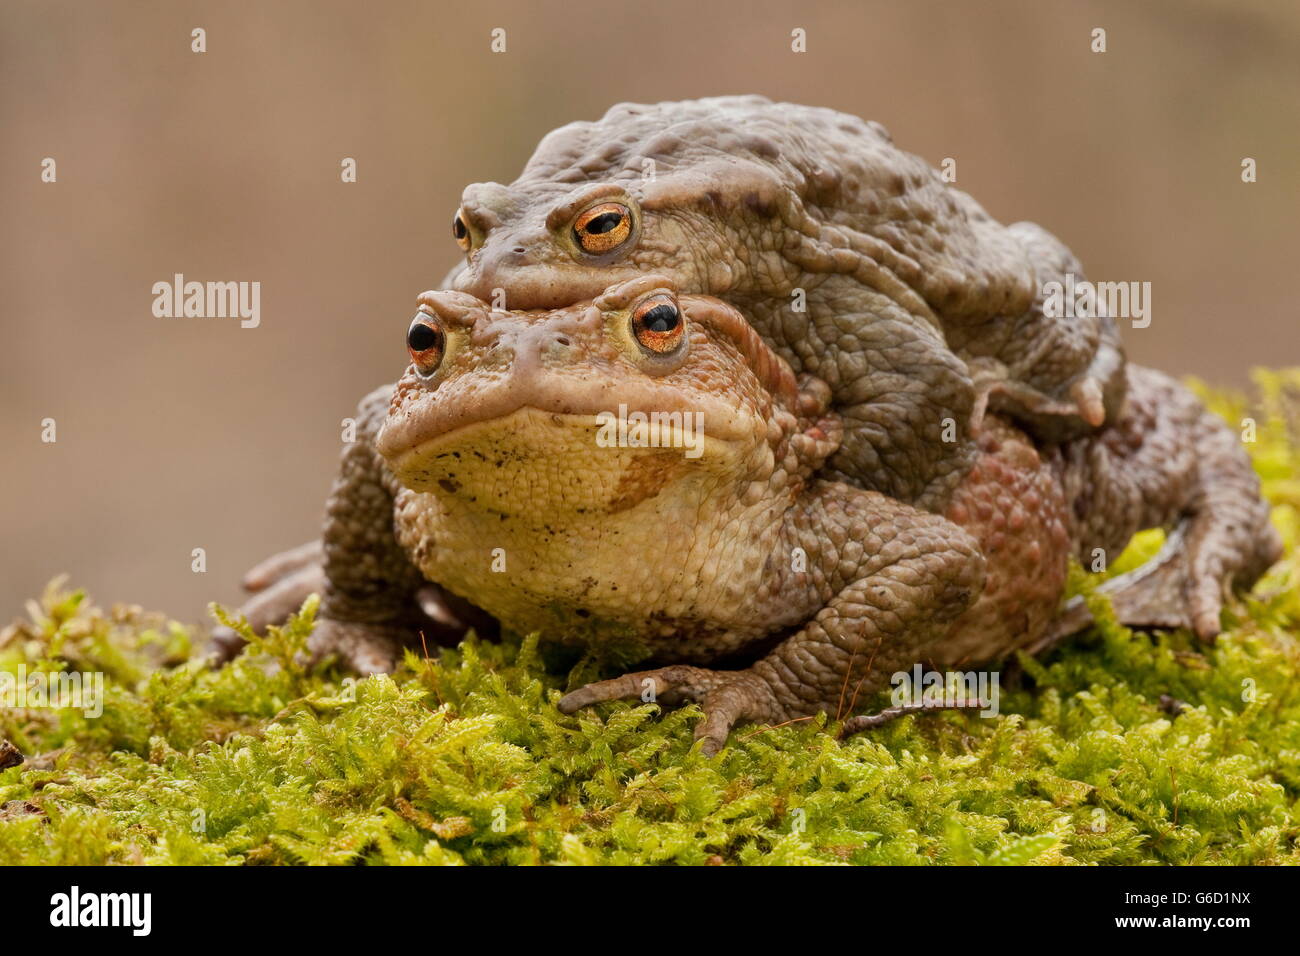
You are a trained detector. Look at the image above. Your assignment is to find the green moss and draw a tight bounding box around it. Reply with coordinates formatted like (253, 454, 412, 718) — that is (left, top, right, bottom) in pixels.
(4, 371, 1300, 866)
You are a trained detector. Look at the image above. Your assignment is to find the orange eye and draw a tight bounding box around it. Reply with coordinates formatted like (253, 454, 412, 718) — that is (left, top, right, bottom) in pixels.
(407, 313, 446, 374)
(452, 209, 471, 251)
(630, 294, 683, 355)
(573, 202, 632, 255)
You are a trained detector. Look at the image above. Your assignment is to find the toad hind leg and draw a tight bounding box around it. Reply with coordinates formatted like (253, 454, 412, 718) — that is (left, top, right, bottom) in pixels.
(208, 541, 327, 662)
(1035, 524, 1198, 654)
(304, 385, 441, 672)
(1045, 366, 1281, 647)
(209, 561, 326, 663)
(559, 484, 986, 755)
(1041, 508, 1281, 652)
(241, 539, 324, 591)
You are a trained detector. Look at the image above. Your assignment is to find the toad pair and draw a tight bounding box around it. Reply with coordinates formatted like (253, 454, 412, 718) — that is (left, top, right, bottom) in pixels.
(215, 98, 1279, 754)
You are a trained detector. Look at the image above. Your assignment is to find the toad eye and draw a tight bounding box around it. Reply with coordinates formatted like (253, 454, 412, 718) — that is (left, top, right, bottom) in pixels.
(452, 208, 471, 251)
(630, 294, 683, 355)
(573, 202, 633, 256)
(407, 313, 446, 375)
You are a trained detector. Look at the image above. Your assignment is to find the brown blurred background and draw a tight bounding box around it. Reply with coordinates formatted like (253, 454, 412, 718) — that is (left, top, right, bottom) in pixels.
(2, 0, 1298, 624)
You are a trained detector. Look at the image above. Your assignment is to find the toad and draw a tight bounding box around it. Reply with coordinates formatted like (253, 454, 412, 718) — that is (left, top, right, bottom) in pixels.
(261, 278, 1277, 754)
(223, 97, 1134, 631)
(446, 96, 1127, 508)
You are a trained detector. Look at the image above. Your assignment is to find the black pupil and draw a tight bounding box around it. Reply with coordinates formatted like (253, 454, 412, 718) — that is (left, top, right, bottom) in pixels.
(408, 322, 442, 353)
(586, 211, 622, 235)
(642, 304, 679, 334)
(452, 216, 467, 239)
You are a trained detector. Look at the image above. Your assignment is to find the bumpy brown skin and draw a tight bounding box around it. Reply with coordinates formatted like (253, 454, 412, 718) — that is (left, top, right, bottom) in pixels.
(1044, 367, 1281, 644)
(210, 95, 1135, 661)
(274, 281, 1276, 756)
(447, 96, 1126, 509)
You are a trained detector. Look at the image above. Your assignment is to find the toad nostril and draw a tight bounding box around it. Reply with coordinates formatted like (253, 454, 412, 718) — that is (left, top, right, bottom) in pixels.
(555, 335, 571, 347)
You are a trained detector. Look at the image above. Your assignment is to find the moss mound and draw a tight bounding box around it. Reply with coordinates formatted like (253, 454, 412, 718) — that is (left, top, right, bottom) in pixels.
(3, 371, 1300, 865)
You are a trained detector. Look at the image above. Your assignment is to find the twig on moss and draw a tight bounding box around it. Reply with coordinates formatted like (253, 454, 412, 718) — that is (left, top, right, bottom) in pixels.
(839, 697, 989, 737)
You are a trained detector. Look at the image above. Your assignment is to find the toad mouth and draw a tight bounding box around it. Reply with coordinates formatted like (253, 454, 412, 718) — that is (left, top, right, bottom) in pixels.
(381, 405, 744, 487)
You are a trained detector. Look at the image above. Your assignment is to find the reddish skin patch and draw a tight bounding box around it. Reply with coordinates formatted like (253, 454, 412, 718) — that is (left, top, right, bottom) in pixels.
(940, 418, 1071, 665)
(608, 452, 681, 514)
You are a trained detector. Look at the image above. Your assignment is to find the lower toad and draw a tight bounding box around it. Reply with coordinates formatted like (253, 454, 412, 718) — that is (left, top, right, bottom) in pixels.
(221, 279, 1279, 754)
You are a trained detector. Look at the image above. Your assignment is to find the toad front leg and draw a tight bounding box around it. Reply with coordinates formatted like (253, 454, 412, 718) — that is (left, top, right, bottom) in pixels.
(306, 386, 466, 673)
(559, 484, 986, 755)
(213, 388, 479, 670)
